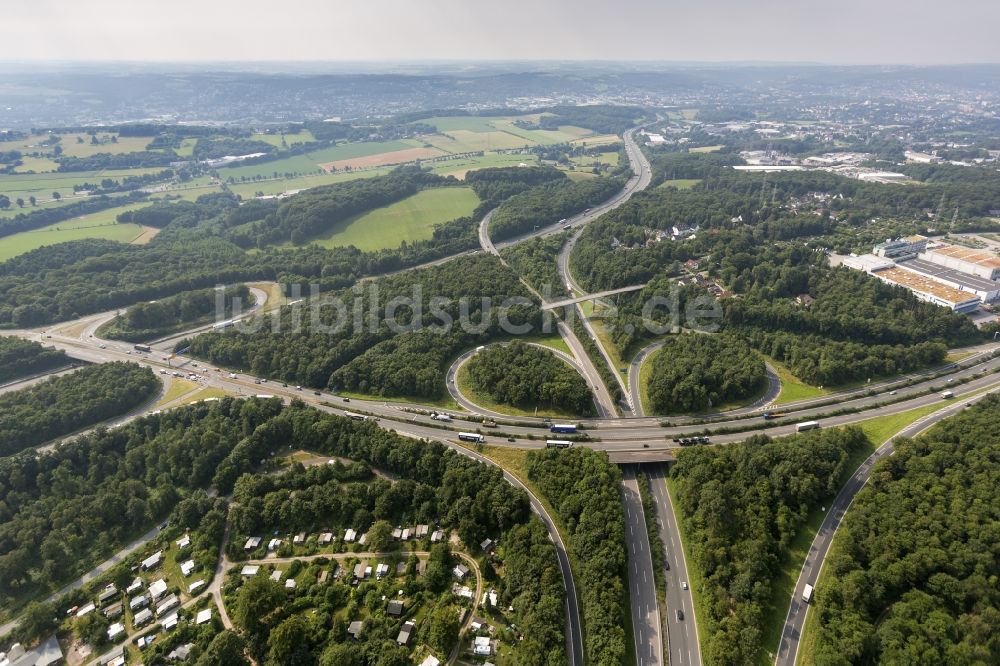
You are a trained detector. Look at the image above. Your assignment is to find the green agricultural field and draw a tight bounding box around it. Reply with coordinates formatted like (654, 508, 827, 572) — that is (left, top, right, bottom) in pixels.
(570, 151, 620, 168)
(422, 129, 530, 153)
(251, 129, 316, 148)
(303, 139, 419, 163)
(174, 138, 197, 157)
(13, 156, 60, 173)
(0, 200, 154, 262)
(309, 186, 479, 251)
(658, 178, 701, 190)
(0, 168, 168, 203)
(419, 114, 598, 152)
(219, 139, 423, 180)
(55, 133, 154, 158)
(570, 134, 622, 147)
(228, 169, 386, 199)
(429, 152, 537, 178)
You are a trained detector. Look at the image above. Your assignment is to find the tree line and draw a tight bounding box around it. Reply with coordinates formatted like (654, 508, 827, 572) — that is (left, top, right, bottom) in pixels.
(527, 447, 628, 664)
(489, 176, 624, 241)
(811, 396, 1000, 665)
(0, 361, 160, 457)
(101, 284, 253, 342)
(670, 427, 869, 666)
(0, 192, 147, 239)
(0, 338, 69, 385)
(466, 342, 596, 416)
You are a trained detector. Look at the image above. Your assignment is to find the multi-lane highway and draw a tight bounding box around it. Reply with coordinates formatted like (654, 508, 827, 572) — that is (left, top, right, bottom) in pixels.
(648, 464, 701, 666)
(479, 126, 655, 418)
(623, 466, 664, 665)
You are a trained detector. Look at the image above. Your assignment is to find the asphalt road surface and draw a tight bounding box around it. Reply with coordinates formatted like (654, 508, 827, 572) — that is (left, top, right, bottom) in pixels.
(623, 466, 664, 665)
(648, 464, 702, 666)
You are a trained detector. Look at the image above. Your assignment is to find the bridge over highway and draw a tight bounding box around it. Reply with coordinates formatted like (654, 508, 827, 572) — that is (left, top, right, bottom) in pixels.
(541, 283, 648, 310)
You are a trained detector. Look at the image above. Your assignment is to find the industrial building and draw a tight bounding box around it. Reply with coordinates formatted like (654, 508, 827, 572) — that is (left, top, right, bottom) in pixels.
(870, 267, 982, 313)
(873, 235, 929, 259)
(897, 258, 1000, 303)
(920, 244, 1000, 280)
(840, 254, 895, 273)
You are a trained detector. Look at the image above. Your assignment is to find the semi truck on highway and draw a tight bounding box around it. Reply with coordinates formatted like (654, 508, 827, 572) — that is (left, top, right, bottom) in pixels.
(550, 424, 577, 434)
(762, 411, 787, 420)
(940, 390, 954, 399)
(802, 583, 814, 603)
(134, 344, 151, 353)
(431, 413, 452, 422)
(796, 421, 821, 432)
(458, 432, 485, 443)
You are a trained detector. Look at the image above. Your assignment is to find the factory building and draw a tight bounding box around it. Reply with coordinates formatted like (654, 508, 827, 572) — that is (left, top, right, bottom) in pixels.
(840, 254, 895, 273)
(870, 267, 982, 313)
(873, 235, 929, 259)
(897, 258, 1000, 304)
(920, 244, 1000, 280)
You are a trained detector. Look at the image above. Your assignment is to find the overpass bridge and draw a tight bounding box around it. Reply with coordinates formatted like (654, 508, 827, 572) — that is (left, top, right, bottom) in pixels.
(607, 449, 676, 464)
(541, 283, 648, 310)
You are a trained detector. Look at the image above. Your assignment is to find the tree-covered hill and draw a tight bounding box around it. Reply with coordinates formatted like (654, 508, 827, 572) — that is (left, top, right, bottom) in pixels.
(811, 396, 1000, 665)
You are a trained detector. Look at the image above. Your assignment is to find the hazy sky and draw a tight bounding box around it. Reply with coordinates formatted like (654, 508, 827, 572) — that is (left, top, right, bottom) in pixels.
(5, 0, 999, 64)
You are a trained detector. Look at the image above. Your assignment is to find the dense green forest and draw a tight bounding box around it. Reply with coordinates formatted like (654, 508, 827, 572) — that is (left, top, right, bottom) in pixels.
(189, 255, 542, 397)
(0, 337, 69, 384)
(647, 333, 766, 413)
(499, 231, 568, 293)
(0, 397, 283, 603)
(0, 361, 159, 457)
(101, 284, 254, 342)
(670, 427, 869, 666)
(527, 448, 627, 664)
(465, 165, 567, 206)
(538, 105, 644, 134)
(465, 342, 595, 415)
(0, 167, 567, 329)
(811, 397, 1000, 665)
(489, 177, 623, 241)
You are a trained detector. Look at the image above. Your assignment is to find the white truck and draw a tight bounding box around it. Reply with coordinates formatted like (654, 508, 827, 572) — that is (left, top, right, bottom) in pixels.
(940, 390, 954, 399)
(802, 584, 814, 603)
(431, 413, 452, 422)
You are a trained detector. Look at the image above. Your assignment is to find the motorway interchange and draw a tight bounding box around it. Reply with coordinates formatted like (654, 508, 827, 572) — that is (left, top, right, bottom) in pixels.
(4, 126, 1000, 666)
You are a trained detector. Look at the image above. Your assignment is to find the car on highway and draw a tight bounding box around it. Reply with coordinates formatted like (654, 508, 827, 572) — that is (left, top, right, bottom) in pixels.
(313, 391, 321, 396)
(681, 581, 688, 590)
(99, 344, 107, 349)
(676, 609, 684, 621)
(664, 560, 669, 570)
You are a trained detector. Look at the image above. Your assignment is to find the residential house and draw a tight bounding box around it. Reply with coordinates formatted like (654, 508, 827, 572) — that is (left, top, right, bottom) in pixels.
(141, 551, 162, 571)
(396, 620, 416, 645)
(347, 621, 363, 640)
